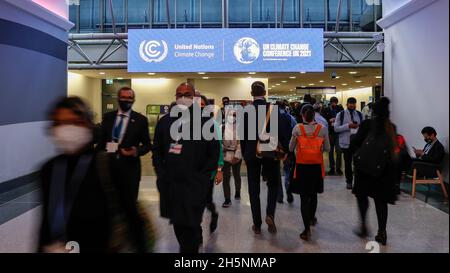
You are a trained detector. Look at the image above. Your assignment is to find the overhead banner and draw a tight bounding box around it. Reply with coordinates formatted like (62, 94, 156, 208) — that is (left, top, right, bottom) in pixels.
(128, 28, 324, 73)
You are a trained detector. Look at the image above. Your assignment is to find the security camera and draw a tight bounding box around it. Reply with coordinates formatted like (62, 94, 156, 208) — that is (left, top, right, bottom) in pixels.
(331, 72, 337, 79)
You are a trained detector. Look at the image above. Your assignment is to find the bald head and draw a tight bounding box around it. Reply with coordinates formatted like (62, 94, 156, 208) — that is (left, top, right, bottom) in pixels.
(176, 82, 195, 99)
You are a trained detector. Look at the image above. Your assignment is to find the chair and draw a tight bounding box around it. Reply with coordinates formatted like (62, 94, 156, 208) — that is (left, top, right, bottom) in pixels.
(411, 161, 448, 199)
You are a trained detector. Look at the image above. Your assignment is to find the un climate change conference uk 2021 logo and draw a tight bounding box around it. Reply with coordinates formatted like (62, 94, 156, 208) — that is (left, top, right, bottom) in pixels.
(234, 37, 260, 64)
(139, 40, 168, 63)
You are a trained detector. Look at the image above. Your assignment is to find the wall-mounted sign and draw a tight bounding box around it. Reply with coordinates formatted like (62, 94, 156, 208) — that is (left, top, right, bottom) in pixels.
(128, 29, 324, 73)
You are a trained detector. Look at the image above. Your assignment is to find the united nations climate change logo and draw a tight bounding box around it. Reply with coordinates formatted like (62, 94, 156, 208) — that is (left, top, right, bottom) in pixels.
(233, 37, 260, 64)
(139, 40, 168, 63)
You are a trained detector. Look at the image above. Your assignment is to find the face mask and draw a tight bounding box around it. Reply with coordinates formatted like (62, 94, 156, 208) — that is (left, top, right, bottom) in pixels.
(424, 138, 432, 144)
(176, 97, 193, 108)
(118, 100, 133, 112)
(227, 116, 236, 124)
(51, 125, 92, 155)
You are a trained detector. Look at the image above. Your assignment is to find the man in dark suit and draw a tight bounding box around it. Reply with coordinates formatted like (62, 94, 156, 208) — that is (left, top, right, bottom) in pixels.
(152, 82, 220, 253)
(413, 126, 445, 165)
(97, 87, 151, 202)
(240, 81, 291, 235)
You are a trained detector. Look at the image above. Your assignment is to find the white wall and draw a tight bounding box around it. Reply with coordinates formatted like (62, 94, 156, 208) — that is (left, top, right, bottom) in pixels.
(131, 78, 269, 114)
(326, 87, 373, 111)
(68, 72, 102, 123)
(382, 0, 449, 179)
(195, 78, 268, 104)
(382, 0, 411, 16)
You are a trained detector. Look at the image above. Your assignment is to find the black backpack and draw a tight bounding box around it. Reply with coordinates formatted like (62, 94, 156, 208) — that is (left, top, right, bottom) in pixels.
(353, 121, 393, 178)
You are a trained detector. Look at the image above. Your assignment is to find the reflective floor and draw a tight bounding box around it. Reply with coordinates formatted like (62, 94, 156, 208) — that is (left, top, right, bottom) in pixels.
(0, 175, 448, 253)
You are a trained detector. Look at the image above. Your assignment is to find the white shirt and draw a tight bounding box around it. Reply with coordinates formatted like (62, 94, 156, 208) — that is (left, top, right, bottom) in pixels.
(113, 109, 131, 144)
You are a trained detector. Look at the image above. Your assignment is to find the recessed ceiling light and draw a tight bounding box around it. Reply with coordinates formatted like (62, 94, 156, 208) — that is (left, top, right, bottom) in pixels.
(249, 72, 256, 75)
(335, 76, 341, 79)
(376, 76, 382, 79)
(268, 88, 272, 90)
(202, 77, 209, 79)
(341, 83, 348, 86)
(301, 86, 306, 88)
(309, 83, 315, 86)
(276, 84, 281, 86)
(289, 76, 296, 79)
(355, 80, 362, 83)
(99, 72, 105, 75)
(319, 80, 324, 83)
(281, 80, 287, 83)
(147, 72, 156, 75)
(331, 86, 335, 88)
(159, 77, 166, 80)
(117, 77, 123, 80)
(198, 72, 206, 75)
(300, 71, 306, 74)
(349, 71, 358, 74)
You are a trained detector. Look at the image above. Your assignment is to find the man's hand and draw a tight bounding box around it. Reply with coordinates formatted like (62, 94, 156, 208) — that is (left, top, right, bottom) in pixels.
(215, 170, 223, 185)
(120, 146, 137, 157)
(330, 118, 336, 123)
(414, 149, 424, 157)
(349, 123, 359, 129)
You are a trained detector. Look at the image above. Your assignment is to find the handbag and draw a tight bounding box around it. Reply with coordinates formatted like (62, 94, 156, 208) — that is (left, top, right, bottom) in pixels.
(256, 104, 286, 160)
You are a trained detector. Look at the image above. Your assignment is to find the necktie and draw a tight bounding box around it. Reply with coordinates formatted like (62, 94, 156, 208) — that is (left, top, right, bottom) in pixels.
(113, 114, 125, 143)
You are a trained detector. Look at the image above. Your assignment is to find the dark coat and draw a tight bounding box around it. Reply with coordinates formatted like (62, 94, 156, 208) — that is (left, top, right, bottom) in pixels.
(321, 104, 344, 135)
(420, 139, 445, 165)
(240, 99, 292, 162)
(38, 149, 110, 252)
(350, 119, 398, 204)
(152, 110, 220, 227)
(97, 110, 152, 200)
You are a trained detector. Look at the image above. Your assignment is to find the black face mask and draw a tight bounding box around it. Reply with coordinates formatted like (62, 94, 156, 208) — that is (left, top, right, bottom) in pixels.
(424, 138, 432, 144)
(119, 100, 133, 112)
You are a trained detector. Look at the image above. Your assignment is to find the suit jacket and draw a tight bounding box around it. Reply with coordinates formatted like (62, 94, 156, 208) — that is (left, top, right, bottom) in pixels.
(152, 109, 220, 227)
(97, 110, 152, 157)
(421, 139, 445, 165)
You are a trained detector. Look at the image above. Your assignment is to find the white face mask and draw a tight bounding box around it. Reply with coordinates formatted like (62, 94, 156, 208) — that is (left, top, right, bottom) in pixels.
(176, 97, 193, 108)
(51, 125, 93, 155)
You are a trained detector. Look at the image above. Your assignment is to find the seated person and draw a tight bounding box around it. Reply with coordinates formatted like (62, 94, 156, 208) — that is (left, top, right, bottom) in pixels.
(413, 126, 445, 165)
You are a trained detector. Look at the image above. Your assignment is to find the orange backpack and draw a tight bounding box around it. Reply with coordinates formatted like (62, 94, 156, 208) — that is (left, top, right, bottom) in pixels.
(295, 124, 325, 177)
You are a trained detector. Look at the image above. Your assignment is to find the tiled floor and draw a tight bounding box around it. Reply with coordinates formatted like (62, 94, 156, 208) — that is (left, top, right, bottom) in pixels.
(1, 175, 447, 253)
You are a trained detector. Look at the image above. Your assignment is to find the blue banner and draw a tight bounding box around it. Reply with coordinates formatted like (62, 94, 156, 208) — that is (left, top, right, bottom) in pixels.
(128, 28, 324, 73)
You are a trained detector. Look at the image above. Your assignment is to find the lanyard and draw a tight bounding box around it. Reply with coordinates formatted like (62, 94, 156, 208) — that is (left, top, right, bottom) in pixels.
(48, 154, 93, 241)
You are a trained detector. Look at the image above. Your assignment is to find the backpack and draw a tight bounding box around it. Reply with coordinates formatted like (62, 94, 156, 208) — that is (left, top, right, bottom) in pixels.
(338, 110, 363, 126)
(294, 124, 325, 178)
(353, 121, 393, 178)
(256, 104, 286, 160)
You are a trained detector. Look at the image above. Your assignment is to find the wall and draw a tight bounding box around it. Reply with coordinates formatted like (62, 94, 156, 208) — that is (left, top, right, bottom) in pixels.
(131, 78, 268, 114)
(68, 72, 102, 123)
(381, 0, 449, 180)
(325, 87, 373, 111)
(0, 0, 73, 184)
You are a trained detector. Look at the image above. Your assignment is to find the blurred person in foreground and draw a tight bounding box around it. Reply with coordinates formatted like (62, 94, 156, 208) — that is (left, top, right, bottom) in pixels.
(38, 97, 153, 253)
(351, 97, 399, 246)
(152, 83, 220, 253)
